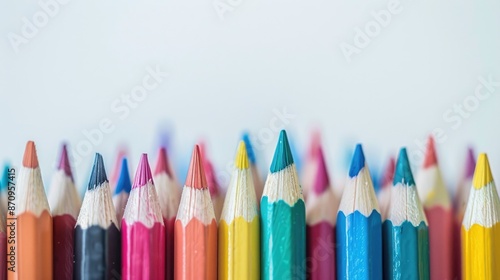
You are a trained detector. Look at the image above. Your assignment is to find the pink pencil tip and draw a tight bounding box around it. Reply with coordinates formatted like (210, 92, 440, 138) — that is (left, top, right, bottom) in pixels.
(185, 145, 208, 189)
(58, 144, 73, 180)
(203, 157, 220, 196)
(381, 156, 396, 188)
(423, 136, 438, 168)
(133, 154, 153, 188)
(312, 146, 330, 195)
(465, 147, 476, 179)
(308, 130, 322, 159)
(154, 147, 172, 176)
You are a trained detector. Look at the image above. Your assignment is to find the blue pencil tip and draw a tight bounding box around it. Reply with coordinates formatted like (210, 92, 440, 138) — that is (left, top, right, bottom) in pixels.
(348, 144, 366, 177)
(394, 148, 415, 186)
(270, 130, 294, 173)
(242, 132, 256, 165)
(114, 158, 131, 194)
(88, 153, 108, 190)
(0, 163, 10, 191)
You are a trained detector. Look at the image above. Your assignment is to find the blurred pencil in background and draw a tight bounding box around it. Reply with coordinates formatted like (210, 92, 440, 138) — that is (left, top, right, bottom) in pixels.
(154, 147, 180, 280)
(0, 163, 10, 220)
(377, 156, 395, 220)
(10, 141, 52, 280)
(306, 144, 337, 280)
(174, 146, 217, 280)
(219, 141, 259, 280)
(416, 137, 452, 279)
(110, 147, 128, 193)
(122, 154, 165, 279)
(260, 130, 306, 280)
(383, 148, 429, 280)
(48, 144, 81, 280)
(0, 202, 5, 280)
(74, 154, 121, 280)
(462, 153, 500, 279)
(242, 132, 263, 208)
(301, 130, 321, 201)
(337, 144, 382, 279)
(113, 157, 131, 223)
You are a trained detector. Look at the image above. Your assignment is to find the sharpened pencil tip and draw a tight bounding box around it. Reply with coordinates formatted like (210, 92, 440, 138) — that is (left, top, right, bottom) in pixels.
(58, 143, 73, 180)
(270, 130, 294, 173)
(114, 158, 131, 194)
(394, 148, 415, 186)
(348, 144, 365, 178)
(185, 145, 208, 189)
(133, 154, 153, 189)
(423, 136, 438, 168)
(154, 147, 172, 176)
(235, 141, 249, 170)
(465, 147, 476, 179)
(88, 153, 108, 190)
(242, 132, 256, 165)
(23, 141, 39, 168)
(381, 156, 396, 189)
(312, 145, 330, 195)
(472, 153, 494, 189)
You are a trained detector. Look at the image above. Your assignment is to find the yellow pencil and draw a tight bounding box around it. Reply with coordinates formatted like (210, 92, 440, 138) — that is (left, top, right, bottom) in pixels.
(462, 153, 500, 279)
(218, 141, 260, 280)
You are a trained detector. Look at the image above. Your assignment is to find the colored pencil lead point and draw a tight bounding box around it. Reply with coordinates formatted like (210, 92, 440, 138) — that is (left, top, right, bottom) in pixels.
(114, 158, 132, 194)
(185, 145, 208, 189)
(133, 154, 153, 188)
(423, 136, 438, 168)
(381, 157, 396, 189)
(58, 144, 73, 180)
(22, 140, 39, 168)
(1, 164, 10, 191)
(312, 146, 330, 195)
(154, 147, 172, 176)
(235, 141, 249, 170)
(270, 130, 294, 173)
(394, 148, 415, 186)
(465, 147, 476, 179)
(472, 153, 493, 189)
(348, 144, 365, 178)
(242, 132, 256, 165)
(88, 153, 108, 190)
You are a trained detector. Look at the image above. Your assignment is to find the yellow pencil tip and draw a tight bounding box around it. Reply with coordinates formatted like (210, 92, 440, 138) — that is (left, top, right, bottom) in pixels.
(235, 141, 249, 169)
(472, 153, 494, 189)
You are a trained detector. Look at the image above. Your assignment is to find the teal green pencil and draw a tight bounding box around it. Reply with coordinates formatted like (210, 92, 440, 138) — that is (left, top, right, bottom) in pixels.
(260, 130, 306, 280)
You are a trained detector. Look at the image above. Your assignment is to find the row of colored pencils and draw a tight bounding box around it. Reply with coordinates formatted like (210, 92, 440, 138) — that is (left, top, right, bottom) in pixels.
(0, 130, 498, 279)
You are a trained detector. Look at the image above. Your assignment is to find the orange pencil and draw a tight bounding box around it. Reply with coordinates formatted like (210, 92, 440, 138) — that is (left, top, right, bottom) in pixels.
(174, 145, 217, 280)
(9, 141, 52, 279)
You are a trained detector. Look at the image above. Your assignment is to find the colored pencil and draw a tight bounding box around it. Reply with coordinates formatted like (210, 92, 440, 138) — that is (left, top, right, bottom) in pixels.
(113, 157, 132, 223)
(416, 136, 452, 279)
(47, 144, 81, 280)
(199, 143, 224, 221)
(174, 145, 217, 280)
(110, 147, 128, 193)
(337, 144, 382, 279)
(74, 153, 121, 280)
(122, 154, 165, 279)
(260, 130, 306, 280)
(242, 132, 263, 208)
(453, 147, 475, 280)
(0, 163, 9, 220)
(219, 141, 260, 280)
(153, 147, 180, 280)
(9, 141, 52, 279)
(383, 148, 429, 280)
(306, 145, 336, 280)
(378, 156, 395, 220)
(301, 130, 321, 201)
(0, 200, 6, 280)
(462, 153, 500, 279)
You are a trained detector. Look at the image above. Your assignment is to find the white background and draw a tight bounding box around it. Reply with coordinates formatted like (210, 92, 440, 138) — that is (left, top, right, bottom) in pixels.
(1, 0, 499, 194)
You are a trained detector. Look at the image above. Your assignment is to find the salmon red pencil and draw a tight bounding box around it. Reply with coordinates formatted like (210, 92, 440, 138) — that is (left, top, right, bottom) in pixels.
(122, 154, 165, 279)
(174, 145, 217, 280)
(383, 148, 429, 280)
(377, 156, 395, 220)
(48, 144, 81, 280)
(416, 136, 452, 280)
(0, 204, 6, 280)
(113, 158, 132, 222)
(153, 147, 180, 280)
(337, 144, 382, 279)
(219, 141, 259, 280)
(9, 141, 52, 280)
(74, 153, 121, 280)
(462, 153, 500, 279)
(261, 130, 306, 280)
(199, 142, 224, 221)
(306, 145, 337, 280)
(242, 132, 263, 208)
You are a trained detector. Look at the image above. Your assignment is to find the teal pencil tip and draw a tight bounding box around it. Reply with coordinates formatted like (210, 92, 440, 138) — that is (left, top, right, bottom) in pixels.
(394, 147, 415, 186)
(270, 130, 294, 173)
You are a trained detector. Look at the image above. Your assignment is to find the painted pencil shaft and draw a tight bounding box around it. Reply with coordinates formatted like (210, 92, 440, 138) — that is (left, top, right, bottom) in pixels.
(219, 141, 260, 280)
(336, 144, 382, 279)
(0, 213, 5, 280)
(260, 130, 306, 280)
(462, 154, 500, 279)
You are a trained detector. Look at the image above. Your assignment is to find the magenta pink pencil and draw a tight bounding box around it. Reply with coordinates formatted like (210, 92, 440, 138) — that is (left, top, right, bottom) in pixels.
(121, 154, 165, 279)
